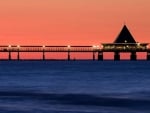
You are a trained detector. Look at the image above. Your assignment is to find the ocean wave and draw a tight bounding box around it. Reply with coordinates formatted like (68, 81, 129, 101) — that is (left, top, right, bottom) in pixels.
(0, 91, 150, 111)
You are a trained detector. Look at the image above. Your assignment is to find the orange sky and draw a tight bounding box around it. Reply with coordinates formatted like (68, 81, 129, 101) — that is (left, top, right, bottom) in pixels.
(0, 0, 150, 46)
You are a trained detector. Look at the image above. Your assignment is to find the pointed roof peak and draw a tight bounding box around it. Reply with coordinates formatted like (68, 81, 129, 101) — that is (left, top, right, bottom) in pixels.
(123, 24, 127, 27)
(114, 25, 136, 43)
(122, 24, 128, 30)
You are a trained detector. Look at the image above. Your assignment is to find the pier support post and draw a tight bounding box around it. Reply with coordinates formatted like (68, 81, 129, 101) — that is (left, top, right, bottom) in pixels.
(93, 52, 95, 61)
(98, 51, 103, 61)
(130, 52, 136, 61)
(17, 51, 20, 60)
(43, 51, 45, 60)
(9, 51, 11, 60)
(114, 52, 120, 61)
(147, 52, 150, 60)
(68, 51, 70, 61)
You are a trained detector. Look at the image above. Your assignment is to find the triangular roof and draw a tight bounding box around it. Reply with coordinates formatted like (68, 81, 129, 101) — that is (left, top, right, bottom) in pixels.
(114, 25, 136, 43)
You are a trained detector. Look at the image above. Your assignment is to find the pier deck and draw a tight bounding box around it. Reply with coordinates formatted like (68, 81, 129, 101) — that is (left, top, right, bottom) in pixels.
(0, 45, 150, 61)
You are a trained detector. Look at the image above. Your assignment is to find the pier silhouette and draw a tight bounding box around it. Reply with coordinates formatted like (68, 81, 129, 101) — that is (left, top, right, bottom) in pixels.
(0, 25, 150, 61)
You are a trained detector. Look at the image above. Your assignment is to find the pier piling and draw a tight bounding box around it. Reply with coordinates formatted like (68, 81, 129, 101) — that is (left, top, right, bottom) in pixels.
(147, 52, 150, 60)
(114, 52, 120, 61)
(8, 51, 11, 60)
(68, 51, 70, 61)
(130, 52, 137, 61)
(98, 51, 103, 61)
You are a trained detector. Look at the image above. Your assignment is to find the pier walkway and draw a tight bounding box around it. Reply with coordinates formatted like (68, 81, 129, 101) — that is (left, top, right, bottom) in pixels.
(0, 44, 149, 60)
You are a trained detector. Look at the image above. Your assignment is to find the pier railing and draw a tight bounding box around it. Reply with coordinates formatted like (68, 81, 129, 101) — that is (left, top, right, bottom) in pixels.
(0, 44, 149, 52)
(0, 45, 96, 52)
(0, 44, 150, 60)
(102, 43, 149, 52)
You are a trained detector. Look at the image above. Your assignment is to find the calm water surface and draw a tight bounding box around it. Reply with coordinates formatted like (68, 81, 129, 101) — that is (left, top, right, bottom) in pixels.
(0, 61, 150, 113)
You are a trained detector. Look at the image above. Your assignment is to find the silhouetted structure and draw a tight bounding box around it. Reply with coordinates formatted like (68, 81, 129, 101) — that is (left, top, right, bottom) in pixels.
(0, 25, 149, 61)
(101, 25, 148, 60)
(114, 25, 136, 43)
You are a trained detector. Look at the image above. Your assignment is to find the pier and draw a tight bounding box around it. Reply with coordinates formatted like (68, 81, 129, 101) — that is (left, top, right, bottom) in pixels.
(0, 25, 150, 61)
(0, 44, 149, 61)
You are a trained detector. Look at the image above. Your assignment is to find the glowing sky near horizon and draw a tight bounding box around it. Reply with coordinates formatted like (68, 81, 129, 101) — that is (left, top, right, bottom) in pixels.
(0, 0, 150, 45)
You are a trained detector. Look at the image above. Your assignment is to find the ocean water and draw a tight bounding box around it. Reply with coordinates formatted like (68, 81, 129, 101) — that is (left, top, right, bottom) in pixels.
(0, 61, 150, 113)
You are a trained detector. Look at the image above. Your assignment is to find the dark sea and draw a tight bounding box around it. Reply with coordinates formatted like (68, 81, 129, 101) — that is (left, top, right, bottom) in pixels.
(0, 61, 150, 113)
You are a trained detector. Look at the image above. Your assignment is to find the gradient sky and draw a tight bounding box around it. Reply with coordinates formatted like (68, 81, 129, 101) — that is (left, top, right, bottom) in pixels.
(0, 0, 150, 46)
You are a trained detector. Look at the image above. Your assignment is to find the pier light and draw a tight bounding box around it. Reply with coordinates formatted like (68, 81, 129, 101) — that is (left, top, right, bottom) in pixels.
(17, 45, 20, 48)
(96, 45, 101, 50)
(93, 45, 99, 51)
(8, 45, 11, 48)
(42, 45, 46, 51)
(96, 45, 100, 49)
(124, 40, 127, 43)
(137, 42, 140, 46)
(67, 45, 71, 51)
(93, 45, 97, 48)
(147, 45, 149, 49)
(67, 45, 71, 48)
(100, 45, 103, 49)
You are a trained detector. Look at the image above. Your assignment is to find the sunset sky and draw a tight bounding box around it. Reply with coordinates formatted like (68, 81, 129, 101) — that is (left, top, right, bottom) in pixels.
(0, 0, 150, 46)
